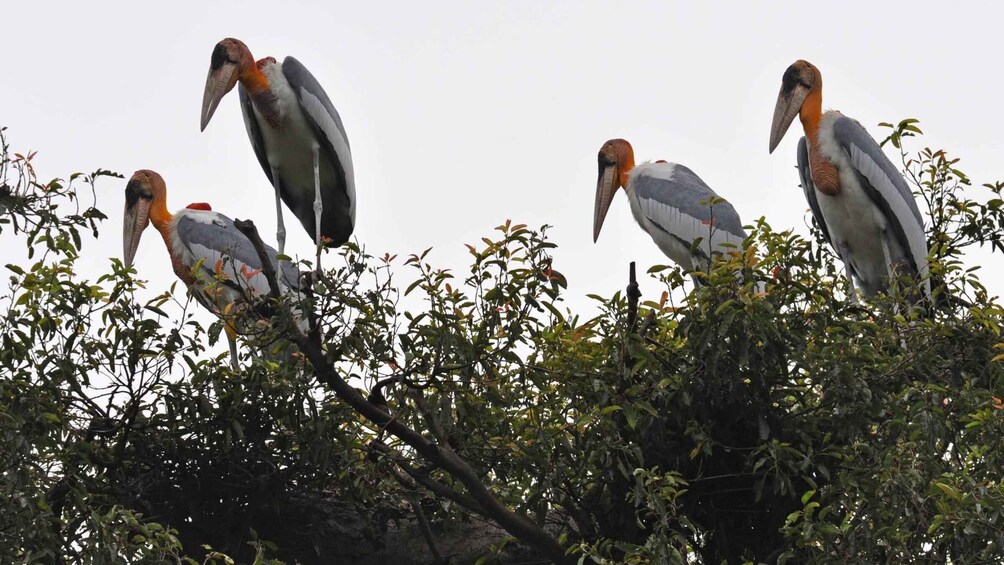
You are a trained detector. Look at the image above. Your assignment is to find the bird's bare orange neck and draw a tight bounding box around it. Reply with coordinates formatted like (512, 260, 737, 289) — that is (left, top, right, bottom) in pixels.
(798, 86, 823, 139)
(798, 86, 840, 196)
(239, 63, 271, 96)
(148, 201, 175, 249)
(618, 154, 635, 189)
(240, 61, 281, 129)
(148, 203, 197, 285)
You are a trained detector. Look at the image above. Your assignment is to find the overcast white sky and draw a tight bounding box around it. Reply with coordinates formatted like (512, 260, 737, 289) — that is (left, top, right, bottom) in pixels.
(2, 1, 1002, 329)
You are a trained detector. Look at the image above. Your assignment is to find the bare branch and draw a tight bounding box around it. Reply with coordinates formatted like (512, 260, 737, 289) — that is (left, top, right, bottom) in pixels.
(626, 261, 641, 333)
(233, 219, 281, 300)
(371, 439, 486, 515)
(234, 226, 572, 564)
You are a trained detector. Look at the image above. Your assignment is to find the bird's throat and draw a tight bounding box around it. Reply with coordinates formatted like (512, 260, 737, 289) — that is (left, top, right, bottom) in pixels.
(240, 67, 282, 129)
(251, 89, 282, 129)
(799, 89, 840, 196)
(148, 204, 175, 254)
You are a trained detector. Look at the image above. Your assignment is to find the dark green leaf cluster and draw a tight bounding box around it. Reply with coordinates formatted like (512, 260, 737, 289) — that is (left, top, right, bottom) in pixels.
(2, 122, 1004, 564)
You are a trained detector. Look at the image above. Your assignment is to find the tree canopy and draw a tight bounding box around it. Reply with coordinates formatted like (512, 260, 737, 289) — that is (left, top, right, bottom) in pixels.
(2, 121, 1004, 564)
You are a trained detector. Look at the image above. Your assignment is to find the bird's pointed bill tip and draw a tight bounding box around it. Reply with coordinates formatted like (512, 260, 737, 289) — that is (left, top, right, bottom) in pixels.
(122, 198, 151, 270)
(593, 164, 618, 244)
(199, 97, 219, 131)
(200, 63, 237, 131)
(769, 84, 809, 155)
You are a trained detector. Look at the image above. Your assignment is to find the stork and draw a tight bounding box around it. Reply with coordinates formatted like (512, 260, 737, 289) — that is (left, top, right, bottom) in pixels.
(122, 170, 301, 369)
(200, 38, 355, 270)
(768, 59, 930, 301)
(593, 138, 753, 284)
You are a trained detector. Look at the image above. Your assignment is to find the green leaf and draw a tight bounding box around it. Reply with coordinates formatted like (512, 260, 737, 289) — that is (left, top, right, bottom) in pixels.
(801, 489, 816, 505)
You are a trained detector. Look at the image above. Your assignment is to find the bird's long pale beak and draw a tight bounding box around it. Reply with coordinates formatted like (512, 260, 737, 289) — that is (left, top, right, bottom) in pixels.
(768, 83, 810, 154)
(123, 197, 151, 268)
(593, 161, 619, 243)
(200, 62, 238, 131)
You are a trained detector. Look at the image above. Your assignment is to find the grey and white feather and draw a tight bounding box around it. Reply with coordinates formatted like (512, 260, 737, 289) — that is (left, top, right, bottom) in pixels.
(809, 112, 930, 297)
(238, 56, 355, 247)
(796, 136, 833, 248)
(170, 208, 301, 316)
(626, 162, 748, 271)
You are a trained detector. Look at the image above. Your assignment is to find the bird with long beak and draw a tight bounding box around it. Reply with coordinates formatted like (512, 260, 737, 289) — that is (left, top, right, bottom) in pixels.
(593, 138, 752, 282)
(768, 59, 930, 301)
(200, 37, 356, 271)
(123, 170, 301, 369)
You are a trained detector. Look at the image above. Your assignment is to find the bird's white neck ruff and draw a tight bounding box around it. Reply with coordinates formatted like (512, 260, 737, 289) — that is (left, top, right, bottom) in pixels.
(628, 161, 679, 187)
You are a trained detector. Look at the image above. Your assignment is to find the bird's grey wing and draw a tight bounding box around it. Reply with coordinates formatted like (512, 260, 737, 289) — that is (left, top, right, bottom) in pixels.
(282, 56, 356, 224)
(831, 116, 929, 284)
(175, 212, 301, 298)
(797, 136, 834, 249)
(238, 84, 275, 186)
(631, 164, 748, 259)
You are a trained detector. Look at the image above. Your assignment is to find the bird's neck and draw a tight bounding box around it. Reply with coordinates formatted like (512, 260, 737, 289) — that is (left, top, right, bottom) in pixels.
(798, 86, 823, 140)
(149, 205, 198, 286)
(148, 202, 175, 252)
(239, 63, 271, 96)
(240, 63, 282, 129)
(619, 157, 635, 189)
(799, 87, 840, 196)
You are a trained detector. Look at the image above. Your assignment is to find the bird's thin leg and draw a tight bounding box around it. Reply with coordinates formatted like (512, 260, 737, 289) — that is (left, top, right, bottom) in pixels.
(880, 234, 897, 286)
(312, 145, 323, 274)
(880, 234, 905, 315)
(272, 167, 286, 256)
(843, 260, 859, 305)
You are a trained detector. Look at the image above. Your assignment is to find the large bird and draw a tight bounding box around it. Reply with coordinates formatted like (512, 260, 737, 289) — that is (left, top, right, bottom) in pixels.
(593, 138, 752, 282)
(122, 169, 301, 369)
(200, 38, 355, 269)
(769, 59, 930, 301)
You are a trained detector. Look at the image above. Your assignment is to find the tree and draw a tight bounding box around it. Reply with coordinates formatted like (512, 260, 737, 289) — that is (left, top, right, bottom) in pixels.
(2, 120, 1003, 564)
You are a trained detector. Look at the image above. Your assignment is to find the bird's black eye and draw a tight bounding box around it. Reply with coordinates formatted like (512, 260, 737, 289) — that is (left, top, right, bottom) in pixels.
(125, 180, 153, 205)
(210, 43, 235, 70)
(125, 181, 141, 205)
(782, 64, 813, 94)
(598, 151, 617, 167)
(782, 65, 800, 86)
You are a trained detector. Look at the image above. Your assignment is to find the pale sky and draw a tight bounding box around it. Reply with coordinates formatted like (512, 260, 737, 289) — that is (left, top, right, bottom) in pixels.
(3, 1, 1002, 330)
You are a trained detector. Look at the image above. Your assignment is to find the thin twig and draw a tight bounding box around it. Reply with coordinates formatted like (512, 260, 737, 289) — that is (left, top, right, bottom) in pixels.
(300, 270, 321, 346)
(412, 389, 451, 447)
(412, 497, 444, 562)
(384, 463, 446, 561)
(639, 310, 656, 338)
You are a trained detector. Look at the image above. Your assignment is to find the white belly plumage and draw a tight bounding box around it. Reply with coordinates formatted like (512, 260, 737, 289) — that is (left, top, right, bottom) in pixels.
(815, 185, 890, 295)
(628, 202, 700, 271)
(255, 66, 339, 211)
(814, 120, 913, 296)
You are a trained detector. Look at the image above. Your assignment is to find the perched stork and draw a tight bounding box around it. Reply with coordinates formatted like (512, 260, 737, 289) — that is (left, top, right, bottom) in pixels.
(593, 138, 752, 282)
(122, 170, 301, 369)
(769, 59, 930, 301)
(200, 38, 355, 269)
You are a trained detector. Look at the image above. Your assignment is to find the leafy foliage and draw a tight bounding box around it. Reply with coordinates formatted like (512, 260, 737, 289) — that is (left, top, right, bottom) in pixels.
(2, 121, 1004, 564)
